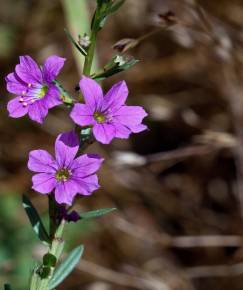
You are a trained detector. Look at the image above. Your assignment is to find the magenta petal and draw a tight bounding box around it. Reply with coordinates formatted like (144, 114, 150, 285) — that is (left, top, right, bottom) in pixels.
(16, 55, 42, 84)
(75, 174, 100, 196)
(42, 55, 66, 83)
(28, 101, 48, 124)
(70, 103, 95, 126)
(113, 105, 148, 126)
(55, 131, 79, 168)
(71, 154, 104, 177)
(7, 97, 28, 118)
(113, 122, 131, 138)
(5, 72, 27, 94)
(32, 173, 56, 194)
(28, 150, 57, 173)
(93, 123, 116, 144)
(102, 80, 128, 112)
(44, 85, 62, 109)
(54, 181, 77, 205)
(129, 124, 147, 133)
(79, 76, 103, 110)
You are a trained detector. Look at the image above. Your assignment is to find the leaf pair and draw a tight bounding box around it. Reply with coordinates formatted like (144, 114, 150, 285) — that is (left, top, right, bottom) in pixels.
(23, 195, 116, 242)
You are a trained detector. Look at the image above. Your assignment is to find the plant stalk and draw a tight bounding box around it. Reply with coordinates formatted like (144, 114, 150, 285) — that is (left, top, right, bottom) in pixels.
(83, 30, 97, 76)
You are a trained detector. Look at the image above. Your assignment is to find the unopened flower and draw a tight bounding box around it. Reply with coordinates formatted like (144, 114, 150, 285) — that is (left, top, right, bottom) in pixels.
(57, 206, 80, 222)
(28, 131, 103, 205)
(6, 55, 65, 123)
(78, 34, 91, 48)
(70, 76, 148, 144)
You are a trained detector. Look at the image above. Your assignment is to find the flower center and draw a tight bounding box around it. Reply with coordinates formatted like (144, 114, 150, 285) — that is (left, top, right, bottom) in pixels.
(55, 168, 72, 182)
(19, 84, 49, 107)
(93, 112, 106, 123)
(38, 85, 48, 98)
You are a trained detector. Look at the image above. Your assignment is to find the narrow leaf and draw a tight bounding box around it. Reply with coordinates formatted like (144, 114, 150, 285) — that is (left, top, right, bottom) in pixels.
(22, 195, 50, 244)
(93, 61, 138, 81)
(48, 245, 84, 290)
(4, 284, 12, 290)
(80, 208, 116, 220)
(64, 28, 87, 56)
(108, 0, 125, 14)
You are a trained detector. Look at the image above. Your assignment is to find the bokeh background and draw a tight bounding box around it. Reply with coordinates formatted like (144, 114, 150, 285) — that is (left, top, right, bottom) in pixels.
(2, 0, 243, 289)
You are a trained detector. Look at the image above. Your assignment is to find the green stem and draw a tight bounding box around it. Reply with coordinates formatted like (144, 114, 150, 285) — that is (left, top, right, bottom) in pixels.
(48, 195, 58, 239)
(83, 30, 97, 76)
(29, 197, 65, 290)
(49, 219, 65, 260)
(29, 220, 66, 290)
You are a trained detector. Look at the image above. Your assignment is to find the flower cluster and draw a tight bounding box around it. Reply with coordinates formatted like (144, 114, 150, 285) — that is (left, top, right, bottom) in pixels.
(6, 55, 148, 205)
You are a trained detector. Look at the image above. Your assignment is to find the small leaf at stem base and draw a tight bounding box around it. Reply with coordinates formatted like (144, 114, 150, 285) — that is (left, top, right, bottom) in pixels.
(47, 245, 84, 290)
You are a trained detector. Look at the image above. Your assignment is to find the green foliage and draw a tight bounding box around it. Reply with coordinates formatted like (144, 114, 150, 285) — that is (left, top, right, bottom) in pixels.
(22, 195, 50, 244)
(64, 29, 87, 56)
(47, 245, 84, 290)
(93, 56, 139, 81)
(80, 208, 116, 220)
(92, 0, 125, 32)
(107, 0, 125, 14)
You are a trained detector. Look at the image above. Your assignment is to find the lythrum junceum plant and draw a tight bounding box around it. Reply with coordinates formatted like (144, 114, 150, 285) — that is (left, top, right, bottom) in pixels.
(4, 1, 148, 289)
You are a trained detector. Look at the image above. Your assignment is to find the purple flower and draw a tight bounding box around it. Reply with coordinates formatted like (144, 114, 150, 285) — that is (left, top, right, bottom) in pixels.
(28, 131, 103, 205)
(70, 76, 148, 144)
(6, 55, 65, 123)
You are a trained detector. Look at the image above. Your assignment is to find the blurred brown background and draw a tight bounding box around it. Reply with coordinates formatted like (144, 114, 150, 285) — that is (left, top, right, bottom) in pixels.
(2, 0, 243, 290)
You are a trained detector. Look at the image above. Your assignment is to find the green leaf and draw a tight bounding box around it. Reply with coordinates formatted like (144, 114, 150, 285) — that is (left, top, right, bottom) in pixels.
(93, 57, 139, 81)
(4, 284, 12, 290)
(64, 28, 87, 56)
(22, 195, 50, 244)
(80, 208, 116, 220)
(107, 0, 125, 14)
(48, 245, 84, 290)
